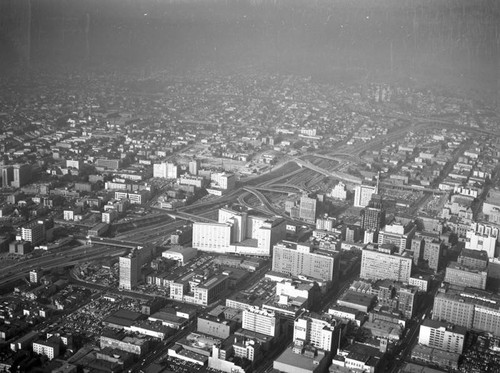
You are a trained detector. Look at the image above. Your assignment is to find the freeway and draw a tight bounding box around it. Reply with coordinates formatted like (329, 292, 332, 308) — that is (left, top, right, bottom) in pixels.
(293, 158, 363, 184)
(0, 246, 127, 287)
(242, 186, 282, 215)
(167, 211, 217, 223)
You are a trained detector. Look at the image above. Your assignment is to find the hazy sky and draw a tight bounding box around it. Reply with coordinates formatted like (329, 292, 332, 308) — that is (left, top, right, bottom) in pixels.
(0, 0, 499, 96)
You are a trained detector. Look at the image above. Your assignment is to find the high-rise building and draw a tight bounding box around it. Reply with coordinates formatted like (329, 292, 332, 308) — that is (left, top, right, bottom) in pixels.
(344, 224, 361, 243)
(299, 195, 317, 223)
(293, 312, 339, 352)
(166, 163, 178, 179)
(423, 240, 443, 272)
(219, 208, 247, 242)
(432, 287, 500, 337)
(410, 237, 424, 265)
(30, 269, 42, 284)
(21, 220, 47, 245)
(361, 207, 385, 232)
(242, 308, 279, 337)
(316, 217, 337, 232)
(153, 162, 167, 178)
(444, 262, 487, 289)
(418, 319, 466, 354)
(12, 164, 31, 188)
(32, 337, 60, 360)
(189, 160, 200, 176)
(432, 290, 475, 329)
(1, 166, 13, 187)
(353, 184, 377, 208)
(360, 245, 413, 283)
(272, 240, 340, 283)
(364, 229, 377, 244)
(397, 286, 418, 319)
(192, 222, 232, 253)
(192, 207, 286, 256)
(378, 221, 416, 253)
(119, 251, 139, 290)
(465, 222, 498, 258)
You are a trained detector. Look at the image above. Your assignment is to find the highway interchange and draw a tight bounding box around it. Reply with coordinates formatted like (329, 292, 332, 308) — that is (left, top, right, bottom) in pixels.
(2, 115, 499, 290)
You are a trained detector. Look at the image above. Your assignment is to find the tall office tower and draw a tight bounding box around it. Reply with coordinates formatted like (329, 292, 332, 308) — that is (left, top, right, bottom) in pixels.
(444, 262, 487, 290)
(242, 308, 279, 337)
(293, 313, 339, 352)
(153, 163, 167, 178)
(465, 222, 499, 258)
(378, 221, 416, 253)
(299, 195, 317, 223)
(361, 207, 385, 232)
(423, 240, 442, 272)
(12, 164, 31, 188)
(219, 207, 247, 243)
(1, 166, 14, 187)
(353, 184, 377, 208)
(345, 224, 361, 243)
(418, 319, 466, 354)
(360, 245, 413, 283)
(410, 237, 424, 265)
(119, 250, 139, 290)
(189, 160, 200, 176)
(369, 193, 383, 209)
(166, 163, 178, 179)
(272, 241, 340, 283)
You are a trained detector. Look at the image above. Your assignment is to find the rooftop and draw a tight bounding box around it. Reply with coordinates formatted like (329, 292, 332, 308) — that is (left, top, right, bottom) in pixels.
(421, 318, 467, 335)
(274, 346, 328, 372)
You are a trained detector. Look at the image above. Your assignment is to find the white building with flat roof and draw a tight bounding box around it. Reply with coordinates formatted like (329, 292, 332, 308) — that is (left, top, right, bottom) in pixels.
(242, 308, 279, 337)
(466, 222, 498, 258)
(418, 319, 466, 354)
(354, 184, 377, 208)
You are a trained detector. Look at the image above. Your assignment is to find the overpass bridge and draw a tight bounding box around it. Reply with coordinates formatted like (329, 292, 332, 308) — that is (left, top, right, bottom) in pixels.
(242, 187, 283, 216)
(252, 185, 302, 196)
(167, 211, 217, 224)
(293, 158, 362, 185)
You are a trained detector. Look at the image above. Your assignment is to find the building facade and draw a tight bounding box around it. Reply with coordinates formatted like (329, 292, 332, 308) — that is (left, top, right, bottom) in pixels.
(272, 241, 340, 283)
(119, 251, 139, 290)
(360, 245, 413, 283)
(418, 319, 466, 354)
(353, 184, 377, 208)
(242, 308, 279, 337)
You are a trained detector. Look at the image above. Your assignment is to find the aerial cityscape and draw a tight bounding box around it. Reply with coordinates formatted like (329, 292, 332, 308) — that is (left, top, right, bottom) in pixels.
(0, 0, 500, 372)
